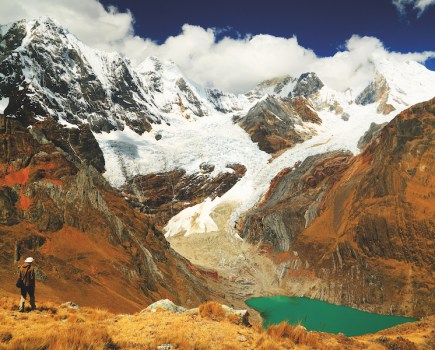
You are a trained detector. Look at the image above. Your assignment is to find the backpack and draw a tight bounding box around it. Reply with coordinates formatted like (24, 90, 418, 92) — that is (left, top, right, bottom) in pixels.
(16, 277, 24, 289)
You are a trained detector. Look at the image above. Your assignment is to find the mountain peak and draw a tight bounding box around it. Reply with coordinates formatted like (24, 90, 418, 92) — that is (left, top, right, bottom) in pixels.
(354, 57, 435, 114)
(137, 56, 163, 73)
(23, 16, 69, 39)
(292, 72, 324, 98)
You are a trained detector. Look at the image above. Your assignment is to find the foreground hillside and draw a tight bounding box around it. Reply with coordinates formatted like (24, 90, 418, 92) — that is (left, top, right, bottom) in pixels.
(0, 296, 433, 350)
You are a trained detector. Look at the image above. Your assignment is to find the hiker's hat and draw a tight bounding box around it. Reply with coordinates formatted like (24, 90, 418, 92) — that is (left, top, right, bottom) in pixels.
(24, 257, 34, 263)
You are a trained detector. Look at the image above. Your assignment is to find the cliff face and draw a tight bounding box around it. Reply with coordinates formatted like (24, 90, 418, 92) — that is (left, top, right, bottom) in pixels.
(236, 96, 321, 155)
(122, 163, 247, 227)
(239, 98, 435, 317)
(239, 151, 353, 251)
(0, 113, 215, 312)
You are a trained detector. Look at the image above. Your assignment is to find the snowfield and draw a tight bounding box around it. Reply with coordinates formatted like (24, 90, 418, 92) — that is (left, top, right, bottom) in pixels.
(163, 102, 382, 238)
(95, 56, 435, 239)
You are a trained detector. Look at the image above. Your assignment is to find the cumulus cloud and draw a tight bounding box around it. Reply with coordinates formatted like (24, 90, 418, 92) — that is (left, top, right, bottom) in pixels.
(311, 35, 434, 92)
(143, 25, 318, 93)
(140, 26, 435, 93)
(0, 0, 140, 53)
(393, 0, 435, 16)
(0, 0, 434, 93)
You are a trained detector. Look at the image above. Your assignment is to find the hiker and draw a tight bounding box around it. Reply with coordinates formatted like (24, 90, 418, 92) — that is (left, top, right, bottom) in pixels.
(18, 257, 36, 312)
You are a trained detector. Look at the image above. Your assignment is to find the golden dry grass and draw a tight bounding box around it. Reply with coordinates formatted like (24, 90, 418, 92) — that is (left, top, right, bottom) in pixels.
(0, 296, 431, 350)
(198, 301, 226, 321)
(5, 325, 117, 350)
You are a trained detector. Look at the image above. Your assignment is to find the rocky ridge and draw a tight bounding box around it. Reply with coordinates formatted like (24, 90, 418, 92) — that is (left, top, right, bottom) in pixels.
(122, 163, 247, 227)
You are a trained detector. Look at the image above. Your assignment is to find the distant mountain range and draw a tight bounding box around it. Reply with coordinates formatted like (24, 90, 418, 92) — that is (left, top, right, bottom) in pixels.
(0, 17, 434, 317)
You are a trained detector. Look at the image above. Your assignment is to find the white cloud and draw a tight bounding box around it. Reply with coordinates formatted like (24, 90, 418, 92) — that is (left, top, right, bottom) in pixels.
(0, 0, 434, 93)
(311, 35, 434, 92)
(393, 0, 435, 16)
(131, 27, 435, 93)
(143, 25, 318, 93)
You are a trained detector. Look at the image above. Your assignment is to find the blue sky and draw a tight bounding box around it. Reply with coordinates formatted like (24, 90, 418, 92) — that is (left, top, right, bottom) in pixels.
(100, 0, 435, 70)
(0, 0, 433, 92)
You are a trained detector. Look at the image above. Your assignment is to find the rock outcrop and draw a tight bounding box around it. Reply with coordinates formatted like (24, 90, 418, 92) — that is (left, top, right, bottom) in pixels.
(291, 72, 324, 98)
(122, 164, 247, 227)
(239, 151, 353, 251)
(356, 74, 396, 115)
(143, 299, 250, 325)
(236, 96, 321, 155)
(357, 122, 388, 150)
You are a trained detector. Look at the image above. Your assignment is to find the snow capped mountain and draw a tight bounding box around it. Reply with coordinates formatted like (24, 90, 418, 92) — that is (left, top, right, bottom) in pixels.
(0, 17, 156, 133)
(356, 58, 435, 114)
(245, 75, 297, 101)
(163, 65, 435, 238)
(0, 17, 247, 132)
(136, 55, 249, 119)
(1, 17, 435, 240)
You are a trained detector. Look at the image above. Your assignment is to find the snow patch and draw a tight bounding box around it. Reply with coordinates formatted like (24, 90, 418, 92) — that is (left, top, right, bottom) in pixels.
(0, 97, 9, 114)
(165, 197, 221, 237)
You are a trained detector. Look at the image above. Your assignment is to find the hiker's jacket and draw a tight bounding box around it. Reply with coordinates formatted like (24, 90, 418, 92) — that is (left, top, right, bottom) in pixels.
(19, 263, 35, 287)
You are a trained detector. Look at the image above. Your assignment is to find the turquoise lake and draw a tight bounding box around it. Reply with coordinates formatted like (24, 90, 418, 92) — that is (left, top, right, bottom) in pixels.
(245, 296, 417, 336)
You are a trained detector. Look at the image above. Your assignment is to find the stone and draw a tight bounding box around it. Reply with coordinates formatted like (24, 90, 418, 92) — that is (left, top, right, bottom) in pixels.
(222, 305, 250, 326)
(157, 345, 175, 350)
(199, 162, 215, 174)
(144, 299, 187, 314)
(60, 301, 80, 310)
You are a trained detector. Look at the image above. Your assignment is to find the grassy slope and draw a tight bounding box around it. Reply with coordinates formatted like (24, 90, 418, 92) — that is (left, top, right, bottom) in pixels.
(0, 294, 433, 350)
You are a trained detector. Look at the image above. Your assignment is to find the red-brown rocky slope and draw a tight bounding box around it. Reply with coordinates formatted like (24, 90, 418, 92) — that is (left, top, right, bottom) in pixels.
(239, 97, 435, 318)
(0, 113, 217, 312)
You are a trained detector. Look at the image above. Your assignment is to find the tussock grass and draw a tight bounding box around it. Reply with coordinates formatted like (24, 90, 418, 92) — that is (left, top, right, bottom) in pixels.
(0, 331, 12, 344)
(255, 334, 286, 350)
(266, 322, 328, 349)
(226, 313, 240, 325)
(0, 297, 18, 312)
(80, 307, 112, 321)
(7, 324, 117, 350)
(198, 301, 226, 321)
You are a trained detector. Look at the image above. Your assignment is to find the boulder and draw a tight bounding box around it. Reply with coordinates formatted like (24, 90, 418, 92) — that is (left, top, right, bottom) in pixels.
(222, 305, 250, 325)
(142, 300, 250, 325)
(144, 299, 187, 314)
(60, 301, 80, 310)
(199, 162, 215, 174)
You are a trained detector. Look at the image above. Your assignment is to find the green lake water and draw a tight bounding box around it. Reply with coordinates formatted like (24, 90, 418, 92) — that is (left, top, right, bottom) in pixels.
(245, 296, 417, 336)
